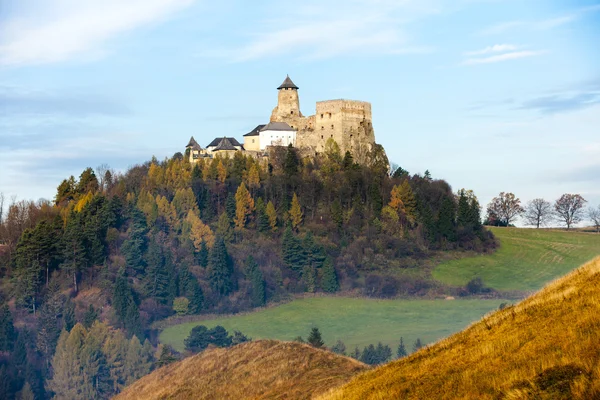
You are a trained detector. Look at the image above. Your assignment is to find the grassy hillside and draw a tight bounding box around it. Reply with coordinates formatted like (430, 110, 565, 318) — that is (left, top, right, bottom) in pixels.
(433, 227, 600, 292)
(114, 340, 367, 400)
(321, 256, 600, 399)
(160, 297, 507, 353)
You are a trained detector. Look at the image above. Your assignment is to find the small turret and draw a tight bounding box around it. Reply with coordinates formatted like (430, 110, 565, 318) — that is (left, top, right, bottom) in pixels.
(272, 75, 302, 121)
(277, 75, 299, 90)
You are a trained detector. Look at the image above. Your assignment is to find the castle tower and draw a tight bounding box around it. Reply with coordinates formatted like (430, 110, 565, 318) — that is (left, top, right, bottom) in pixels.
(271, 75, 303, 123)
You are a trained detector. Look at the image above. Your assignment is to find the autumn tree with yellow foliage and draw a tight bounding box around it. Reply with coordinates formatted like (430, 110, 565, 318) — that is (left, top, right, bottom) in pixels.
(289, 193, 303, 230)
(185, 211, 215, 249)
(234, 183, 255, 228)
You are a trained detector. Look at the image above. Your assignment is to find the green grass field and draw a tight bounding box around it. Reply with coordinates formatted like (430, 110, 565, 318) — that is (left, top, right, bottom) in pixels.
(160, 297, 507, 352)
(433, 227, 600, 292)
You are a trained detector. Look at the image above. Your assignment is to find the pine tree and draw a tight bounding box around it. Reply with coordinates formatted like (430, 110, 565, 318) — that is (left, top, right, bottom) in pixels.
(143, 239, 172, 304)
(351, 346, 361, 359)
(207, 237, 234, 296)
(225, 193, 236, 221)
(282, 226, 304, 273)
(302, 265, 316, 293)
(413, 338, 423, 352)
(121, 210, 147, 275)
(234, 182, 255, 228)
(156, 344, 177, 368)
(83, 305, 98, 329)
(307, 327, 324, 348)
(256, 198, 270, 233)
(216, 212, 234, 242)
(197, 240, 209, 267)
(331, 339, 346, 355)
(284, 144, 299, 177)
(266, 201, 278, 231)
(289, 193, 303, 230)
(63, 301, 76, 332)
(321, 257, 339, 293)
(437, 196, 457, 242)
(0, 304, 15, 351)
(396, 337, 407, 358)
(331, 199, 343, 229)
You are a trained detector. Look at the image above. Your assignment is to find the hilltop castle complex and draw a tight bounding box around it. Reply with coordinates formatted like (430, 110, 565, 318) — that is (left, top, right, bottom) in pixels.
(186, 76, 378, 163)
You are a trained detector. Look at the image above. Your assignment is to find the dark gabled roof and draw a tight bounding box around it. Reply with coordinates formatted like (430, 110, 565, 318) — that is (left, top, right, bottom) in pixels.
(277, 75, 298, 90)
(207, 137, 242, 148)
(213, 137, 239, 151)
(243, 124, 266, 137)
(260, 122, 295, 132)
(186, 136, 202, 150)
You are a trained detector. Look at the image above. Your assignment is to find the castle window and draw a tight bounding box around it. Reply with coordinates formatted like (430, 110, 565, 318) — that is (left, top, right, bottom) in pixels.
(331, 124, 334, 129)
(291, 111, 294, 115)
(328, 113, 332, 118)
(321, 135, 324, 139)
(330, 134, 333, 138)
(252, 139, 255, 143)
(320, 114, 324, 118)
(350, 134, 353, 138)
(321, 126, 324, 130)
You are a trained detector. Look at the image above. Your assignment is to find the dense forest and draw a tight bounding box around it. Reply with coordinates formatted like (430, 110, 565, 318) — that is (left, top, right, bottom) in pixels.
(0, 141, 493, 399)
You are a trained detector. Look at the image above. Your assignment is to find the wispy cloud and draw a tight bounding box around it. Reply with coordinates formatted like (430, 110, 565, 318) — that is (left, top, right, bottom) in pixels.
(0, 0, 196, 66)
(517, 92, 600, 115)
(462, 50, 545, 65)
(464, 44, 518, 56)
(201, 0, 437, 62)
(0, 86, 131, 117)
(480, 4, 600, 35)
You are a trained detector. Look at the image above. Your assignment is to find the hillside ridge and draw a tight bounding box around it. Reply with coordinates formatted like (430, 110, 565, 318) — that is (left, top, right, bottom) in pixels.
(319, 256, 600, 399)
(114, 339, 368, 400)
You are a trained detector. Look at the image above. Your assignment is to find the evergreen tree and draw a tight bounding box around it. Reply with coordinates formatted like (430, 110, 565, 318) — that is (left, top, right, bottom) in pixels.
(225, 193, 236, 221)
(360, 344, 377, 365)
(156, 345, 177, 368)
(351, 346, 361, 359)
(457, 189, 471, 228)
(437, 196, 457, 242)
(284, 144, 299, 177)
(281, 226, 304, 273)
(80, 323, 111, 399)
(216, 212, 234, 242)
(197, 240, 209, 267)
(246, 256, 265, 307)
(0, 304, 15, 352)
(321, 257, 339, 293)
(342, 151, 354, 170)
(396, 337, 407, 358)
(207, 237, 234, 296)
(331, 339, 346, 355)
(121, 209, 147, 274)
(302, 231, 325, 270)
(63, 301, 76, 332)
(83, 305, 98, 329)
(331, 199, 343, 229)
(376, 342, 392, 364)
(143, 239, 172, 304)
(413, 338, 423, 352)
(307, 327, 324, 348)
(187, 279, 204, 314)
(302, 265, 316, 293)
(124, 336, 152, 386)
(256, 198, 270, 233)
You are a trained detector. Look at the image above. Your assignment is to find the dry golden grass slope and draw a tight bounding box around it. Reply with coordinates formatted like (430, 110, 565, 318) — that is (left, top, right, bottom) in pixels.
(114, 340, 367, 400)
(320, 256, 600, 400)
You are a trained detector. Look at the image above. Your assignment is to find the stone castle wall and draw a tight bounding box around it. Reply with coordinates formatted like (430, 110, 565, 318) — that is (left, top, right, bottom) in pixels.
(269, 82, 377, 162)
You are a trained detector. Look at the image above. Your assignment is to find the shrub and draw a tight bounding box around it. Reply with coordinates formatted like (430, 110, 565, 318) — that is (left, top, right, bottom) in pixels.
(173, 297, 190, 316)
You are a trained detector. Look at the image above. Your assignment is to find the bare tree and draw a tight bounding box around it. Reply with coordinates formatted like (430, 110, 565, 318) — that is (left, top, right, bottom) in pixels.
(486, 192, 524, 226)
(0, 192, 4, 226)
(554, 194, 587, 230)
(96, 163, 111, 192)
(589, 205, 600, 233)
(524, 198, 553, 228)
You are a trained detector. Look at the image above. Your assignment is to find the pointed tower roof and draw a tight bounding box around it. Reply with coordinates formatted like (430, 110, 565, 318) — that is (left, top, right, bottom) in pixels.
(186, 136, 202, 150)
(277, 75, 299, 90)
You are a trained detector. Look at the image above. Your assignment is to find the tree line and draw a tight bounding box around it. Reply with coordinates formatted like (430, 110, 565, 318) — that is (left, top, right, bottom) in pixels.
(485, 192, 598, 230)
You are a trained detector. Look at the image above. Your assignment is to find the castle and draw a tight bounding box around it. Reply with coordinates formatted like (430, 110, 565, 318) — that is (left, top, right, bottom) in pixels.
(186, 76, 378, 163)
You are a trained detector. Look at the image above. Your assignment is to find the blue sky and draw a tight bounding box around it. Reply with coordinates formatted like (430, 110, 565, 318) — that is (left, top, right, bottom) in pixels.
(1, 0, 599, 224)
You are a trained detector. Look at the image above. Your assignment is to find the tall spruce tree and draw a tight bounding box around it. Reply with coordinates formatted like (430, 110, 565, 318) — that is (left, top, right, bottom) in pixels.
(282, 226, 304, 273)
(307, 327, 324, 348)
(437, 196, 457, 242)
(207, 237, 234, 296)
(197, 240, 209, 267)
(0, 304, 15, 351)
(396, 337, 407, 358)
(321, 257, 339, 293)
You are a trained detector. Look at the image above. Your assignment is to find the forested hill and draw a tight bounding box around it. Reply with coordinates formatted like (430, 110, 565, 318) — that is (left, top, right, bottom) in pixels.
(0, 144, 492, 399)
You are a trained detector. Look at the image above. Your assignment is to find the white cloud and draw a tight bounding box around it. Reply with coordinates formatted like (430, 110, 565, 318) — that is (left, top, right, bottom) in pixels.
(480, 4, 600, 35)
(0, 0, 195, 66)
(201, 0, 438, 62)
(464, 44, 518, 56)
(462, 50, 545, 65)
